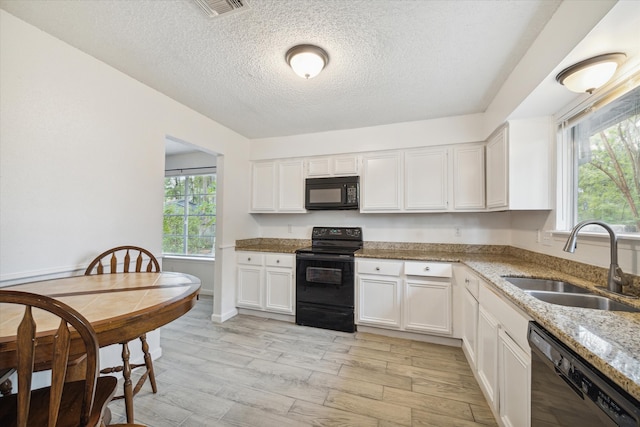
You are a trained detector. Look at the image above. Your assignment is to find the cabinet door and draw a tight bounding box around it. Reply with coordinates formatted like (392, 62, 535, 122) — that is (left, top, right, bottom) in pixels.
(486, 127, 508, 209)
(278, 160, 305, 212)
(462, 288, 479, 368)
(453, 145, 485, 210)
(361, 152, 402, 211)
(404, 148, 448, 210)
(265, 268, 294, 314)
(477, 306, 499, 409)
(333, 155, 359, 176)
(251, 161, 276, 211)
(357, 275, 401, 328)
(404, 279, 452, 335)
(237, 265, 263, 309)
(499, 329, 531, 427)
(307, 157, 331, 177)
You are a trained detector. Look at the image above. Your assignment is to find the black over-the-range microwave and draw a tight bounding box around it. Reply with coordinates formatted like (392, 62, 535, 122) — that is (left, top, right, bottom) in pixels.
(305, 176, 360, 210)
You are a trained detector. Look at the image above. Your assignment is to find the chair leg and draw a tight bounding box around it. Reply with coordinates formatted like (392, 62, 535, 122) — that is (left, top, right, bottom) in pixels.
(121, 342, 135, 424)
(139, 333, 157, 393)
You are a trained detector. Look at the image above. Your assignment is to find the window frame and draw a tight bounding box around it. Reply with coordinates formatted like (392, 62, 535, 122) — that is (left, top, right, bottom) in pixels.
(556, 73, 640, 238)
(163, 171, 217, 258)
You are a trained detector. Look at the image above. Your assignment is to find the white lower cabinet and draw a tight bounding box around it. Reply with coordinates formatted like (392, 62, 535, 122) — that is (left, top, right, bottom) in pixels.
(472, 278, 532, 427)
(356, 259, 452, 336)
(236, 251, 294, 315)
(356, 259, 403, 328)
(265, 266, 294, 313)
(499, 329, 531, 427)
(477, 306, 500, 409)
(357, 275, 402, 328)
(461, 279, 479, 368)
(404, 278, 451, 334)
(236, 253, 264, 309)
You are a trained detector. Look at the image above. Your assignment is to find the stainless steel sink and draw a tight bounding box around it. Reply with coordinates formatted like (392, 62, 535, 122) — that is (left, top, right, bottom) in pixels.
(504, 277, 592, 294)
(503, 276, 640, 312)
(525, 291, 640, 313)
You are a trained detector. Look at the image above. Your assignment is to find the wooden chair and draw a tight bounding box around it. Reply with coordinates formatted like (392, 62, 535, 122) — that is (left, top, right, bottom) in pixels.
(0, 290, 117, 426)
(84, 246, 160, 424)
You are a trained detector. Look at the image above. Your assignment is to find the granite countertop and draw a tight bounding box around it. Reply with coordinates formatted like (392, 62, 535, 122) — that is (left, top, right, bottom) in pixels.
(236, 238, 640, 401)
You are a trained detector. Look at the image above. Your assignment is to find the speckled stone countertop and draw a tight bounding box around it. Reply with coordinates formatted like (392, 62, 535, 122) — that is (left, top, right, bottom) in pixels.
(236, 238, 640, 401)
(235, 238, 310, 254)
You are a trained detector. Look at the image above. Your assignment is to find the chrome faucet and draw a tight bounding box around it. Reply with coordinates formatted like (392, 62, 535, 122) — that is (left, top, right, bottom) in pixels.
(563, 220, 628, 294)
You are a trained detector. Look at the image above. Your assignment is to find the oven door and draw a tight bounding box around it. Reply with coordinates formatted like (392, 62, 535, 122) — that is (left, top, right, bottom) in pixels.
(296, 253, 354, 307)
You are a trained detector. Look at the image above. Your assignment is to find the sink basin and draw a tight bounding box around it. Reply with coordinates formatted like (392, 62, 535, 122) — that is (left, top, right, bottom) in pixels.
(525, 291, 640, 313)
(504, 277, 592, 294)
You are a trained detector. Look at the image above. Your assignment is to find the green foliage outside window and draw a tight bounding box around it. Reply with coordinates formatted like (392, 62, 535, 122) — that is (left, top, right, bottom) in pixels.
(576, 86, 640, 233)
(163, 174, 216, 256)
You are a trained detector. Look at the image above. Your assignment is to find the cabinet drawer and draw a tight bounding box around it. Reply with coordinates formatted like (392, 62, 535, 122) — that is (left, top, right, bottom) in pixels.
(265, 253, 294, 268)
(237, 252, 264, 266)
(357, 260, 403, 276)
(404, 262, 452, 278)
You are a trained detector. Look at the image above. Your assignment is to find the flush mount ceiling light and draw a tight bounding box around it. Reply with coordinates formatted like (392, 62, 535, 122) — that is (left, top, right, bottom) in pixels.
(286, 44, 329, 79)
(556, 53, 626, 94)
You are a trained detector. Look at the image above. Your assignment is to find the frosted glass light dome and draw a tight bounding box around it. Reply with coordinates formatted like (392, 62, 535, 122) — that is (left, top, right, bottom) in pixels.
(286, 45, 329, 79)
(556, 53, 626, 94)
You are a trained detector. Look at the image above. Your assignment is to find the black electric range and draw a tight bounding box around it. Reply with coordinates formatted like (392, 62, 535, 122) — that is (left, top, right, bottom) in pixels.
(295, 227, 362, 333)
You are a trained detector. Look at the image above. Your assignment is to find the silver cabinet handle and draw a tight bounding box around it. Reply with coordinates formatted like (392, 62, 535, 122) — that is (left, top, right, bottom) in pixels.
(465, 278, 470, 284)
(424, 266, 430, 271)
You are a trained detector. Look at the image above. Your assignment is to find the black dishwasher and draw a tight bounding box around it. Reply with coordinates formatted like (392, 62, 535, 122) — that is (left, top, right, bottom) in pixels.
(529, 322, 640, 426)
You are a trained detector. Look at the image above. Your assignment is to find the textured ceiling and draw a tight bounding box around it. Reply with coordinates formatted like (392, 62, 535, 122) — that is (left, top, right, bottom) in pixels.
(0, 0, 562, 139)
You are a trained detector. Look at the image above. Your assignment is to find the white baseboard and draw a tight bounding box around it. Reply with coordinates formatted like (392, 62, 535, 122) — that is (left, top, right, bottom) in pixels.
(356, 325, 462, 347)
(237, 308, 295, 323)
(211, 307, 238, 323)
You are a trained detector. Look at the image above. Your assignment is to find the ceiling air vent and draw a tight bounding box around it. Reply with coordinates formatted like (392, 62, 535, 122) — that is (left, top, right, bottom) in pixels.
(193, 0, 248, 17)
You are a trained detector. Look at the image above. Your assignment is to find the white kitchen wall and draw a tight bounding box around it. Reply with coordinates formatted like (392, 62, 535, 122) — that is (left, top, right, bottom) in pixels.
(0, 10, 258, 323)
(163, 257, 215, 296)
(251, 113, 485, 160)
(511, 211, 640, 277)
(256, 211, 512, 245)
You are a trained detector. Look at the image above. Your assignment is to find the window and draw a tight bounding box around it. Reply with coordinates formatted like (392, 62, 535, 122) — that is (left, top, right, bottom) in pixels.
(566, 84, 640, 234)
(163, 174, 216, 256)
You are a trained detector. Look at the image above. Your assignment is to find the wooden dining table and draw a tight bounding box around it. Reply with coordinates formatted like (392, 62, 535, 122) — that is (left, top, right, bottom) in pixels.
(0, 271, 201, 374)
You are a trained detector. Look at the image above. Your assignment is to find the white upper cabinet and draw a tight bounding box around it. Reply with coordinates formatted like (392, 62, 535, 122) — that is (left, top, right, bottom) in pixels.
(278, 160, 305, 212)
(306, 154, 360, 177)
(453, 144, 485, 210)
(486, 127, 508, 209)
(250, 159, 306, 213)
(251, 161, 277, 212)
(486, 118, 553, 211)
(361, 145, 485, 213)
(404, 147, 448, 210)
(306, 157, 331, 177)
(333, 155, 360, 176)
(361, 151, 403, 211)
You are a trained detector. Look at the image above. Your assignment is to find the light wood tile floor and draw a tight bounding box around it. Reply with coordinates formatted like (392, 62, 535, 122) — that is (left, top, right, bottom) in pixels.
(108, 296, 497, 427)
